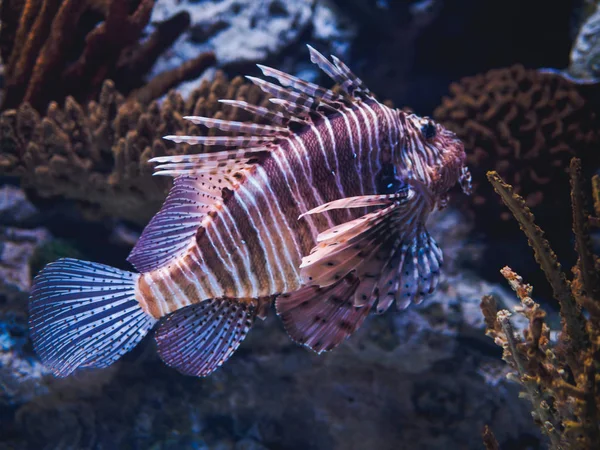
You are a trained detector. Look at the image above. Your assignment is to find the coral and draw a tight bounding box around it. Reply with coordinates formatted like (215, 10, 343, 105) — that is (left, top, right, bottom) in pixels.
(0, 0, 216, 112)
(0, 72, 270, 223)
(434, 65, 600, 222)
(482, 159, 600, 449)
(482, 425, 500, 450)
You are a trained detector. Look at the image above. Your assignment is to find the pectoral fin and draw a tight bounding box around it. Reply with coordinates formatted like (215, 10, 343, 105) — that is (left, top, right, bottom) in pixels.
(297, 188, 441, 310)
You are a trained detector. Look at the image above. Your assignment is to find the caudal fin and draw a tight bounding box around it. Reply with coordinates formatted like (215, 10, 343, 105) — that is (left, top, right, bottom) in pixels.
(154, 298, 257, 377)
(29, 258, 157, 377)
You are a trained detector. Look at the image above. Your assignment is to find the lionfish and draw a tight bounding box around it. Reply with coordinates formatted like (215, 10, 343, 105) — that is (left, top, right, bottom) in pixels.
(29, 46, 471, 377)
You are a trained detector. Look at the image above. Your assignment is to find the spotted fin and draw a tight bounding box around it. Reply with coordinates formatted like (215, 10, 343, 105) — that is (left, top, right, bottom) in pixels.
(375, 228, 442, 313)
(29, 258, 157, 377)
(154, 298, 257, 377)
(276, 275, 372, 354)
(299, 188, 438, 309)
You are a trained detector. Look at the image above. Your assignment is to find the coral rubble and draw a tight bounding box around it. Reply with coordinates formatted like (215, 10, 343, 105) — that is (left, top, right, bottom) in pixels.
(0, 72, 269, 223)
(0, 0, 216, 112)
(434, 65, 600, 222)
(482, 159, 600, 449)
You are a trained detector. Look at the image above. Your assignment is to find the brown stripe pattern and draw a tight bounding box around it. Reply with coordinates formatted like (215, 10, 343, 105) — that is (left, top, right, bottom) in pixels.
(137, 99, 405, 317)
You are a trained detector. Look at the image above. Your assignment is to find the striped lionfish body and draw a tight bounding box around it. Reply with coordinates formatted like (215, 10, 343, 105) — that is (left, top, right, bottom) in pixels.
(29, 46, 472, 378)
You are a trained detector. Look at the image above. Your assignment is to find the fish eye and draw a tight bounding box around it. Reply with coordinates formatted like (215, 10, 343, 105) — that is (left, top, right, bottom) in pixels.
(420, 120, 436, 139)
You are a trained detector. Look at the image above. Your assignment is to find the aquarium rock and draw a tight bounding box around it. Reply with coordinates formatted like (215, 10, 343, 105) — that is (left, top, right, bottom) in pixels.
(0, 186, 48, 299)
(148, 0, 356, 95)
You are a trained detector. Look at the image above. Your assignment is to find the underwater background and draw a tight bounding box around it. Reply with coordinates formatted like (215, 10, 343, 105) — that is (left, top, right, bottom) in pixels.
(1, 0, 600, 448)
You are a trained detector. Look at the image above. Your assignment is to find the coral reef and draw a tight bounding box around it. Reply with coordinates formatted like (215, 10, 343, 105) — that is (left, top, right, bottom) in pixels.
(482, 158, 600, 449)
(433, 65, 600, 222)
(0, 72, 270, 223)
(0, 0, 216, 112)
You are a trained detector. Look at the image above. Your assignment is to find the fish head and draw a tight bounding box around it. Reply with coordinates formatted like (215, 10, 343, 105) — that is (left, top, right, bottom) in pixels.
(401, 113, 470, 197)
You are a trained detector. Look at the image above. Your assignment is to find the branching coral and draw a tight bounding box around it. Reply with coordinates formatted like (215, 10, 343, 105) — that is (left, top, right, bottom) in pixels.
(0, 72, 270, 223)
(481, 158, 600, 449)
(0, 0, 216, 112)
(434, 65, 600, 222)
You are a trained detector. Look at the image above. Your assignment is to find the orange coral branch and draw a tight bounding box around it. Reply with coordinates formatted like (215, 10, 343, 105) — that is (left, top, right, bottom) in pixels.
(22, 0, 88, 110)
(487, 171, 589, 356)
(0, 0, 212, 113)
(569, 158, 600, 301)
(592, 174, 600, 218)
(482, 425, 500, 450)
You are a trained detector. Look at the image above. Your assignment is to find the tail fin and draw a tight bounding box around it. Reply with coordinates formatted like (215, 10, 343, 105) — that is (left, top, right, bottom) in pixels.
(29, 258, 157, 377)
(154, 298, 256, 377)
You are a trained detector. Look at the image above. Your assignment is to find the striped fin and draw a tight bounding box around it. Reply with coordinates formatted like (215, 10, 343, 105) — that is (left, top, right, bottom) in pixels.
(257, 64, 343, 102)
(163, 135, 276, 147)
(307, 45, 373, 100)
(183, 116, 289, 136)
(151, 148, 269, 177)
(155, 298, 257, 377)
(246, 76, 317, 109)
(299, 192, 408, 218)
(394, 229, 442, 309)
(276, 275, 372, 354)
(218, 100, 290, 126)
(161, 47, 371, 169)
(370, 228, 442, 313)
(269, 98, 314, 119)
(331, 55, 371, 97)
(128, 176, 227, 273)
(29, 259, 157, 377)
(298, 188, 435, 307)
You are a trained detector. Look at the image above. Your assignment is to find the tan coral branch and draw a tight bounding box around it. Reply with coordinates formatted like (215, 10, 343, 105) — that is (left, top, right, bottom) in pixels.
(487, 171, 589, 356)
(569, 158, 600, 302)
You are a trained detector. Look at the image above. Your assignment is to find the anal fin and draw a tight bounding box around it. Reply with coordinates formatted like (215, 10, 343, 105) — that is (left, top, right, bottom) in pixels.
(154, 298, 257, 377)
(275, 275, 372, 354)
